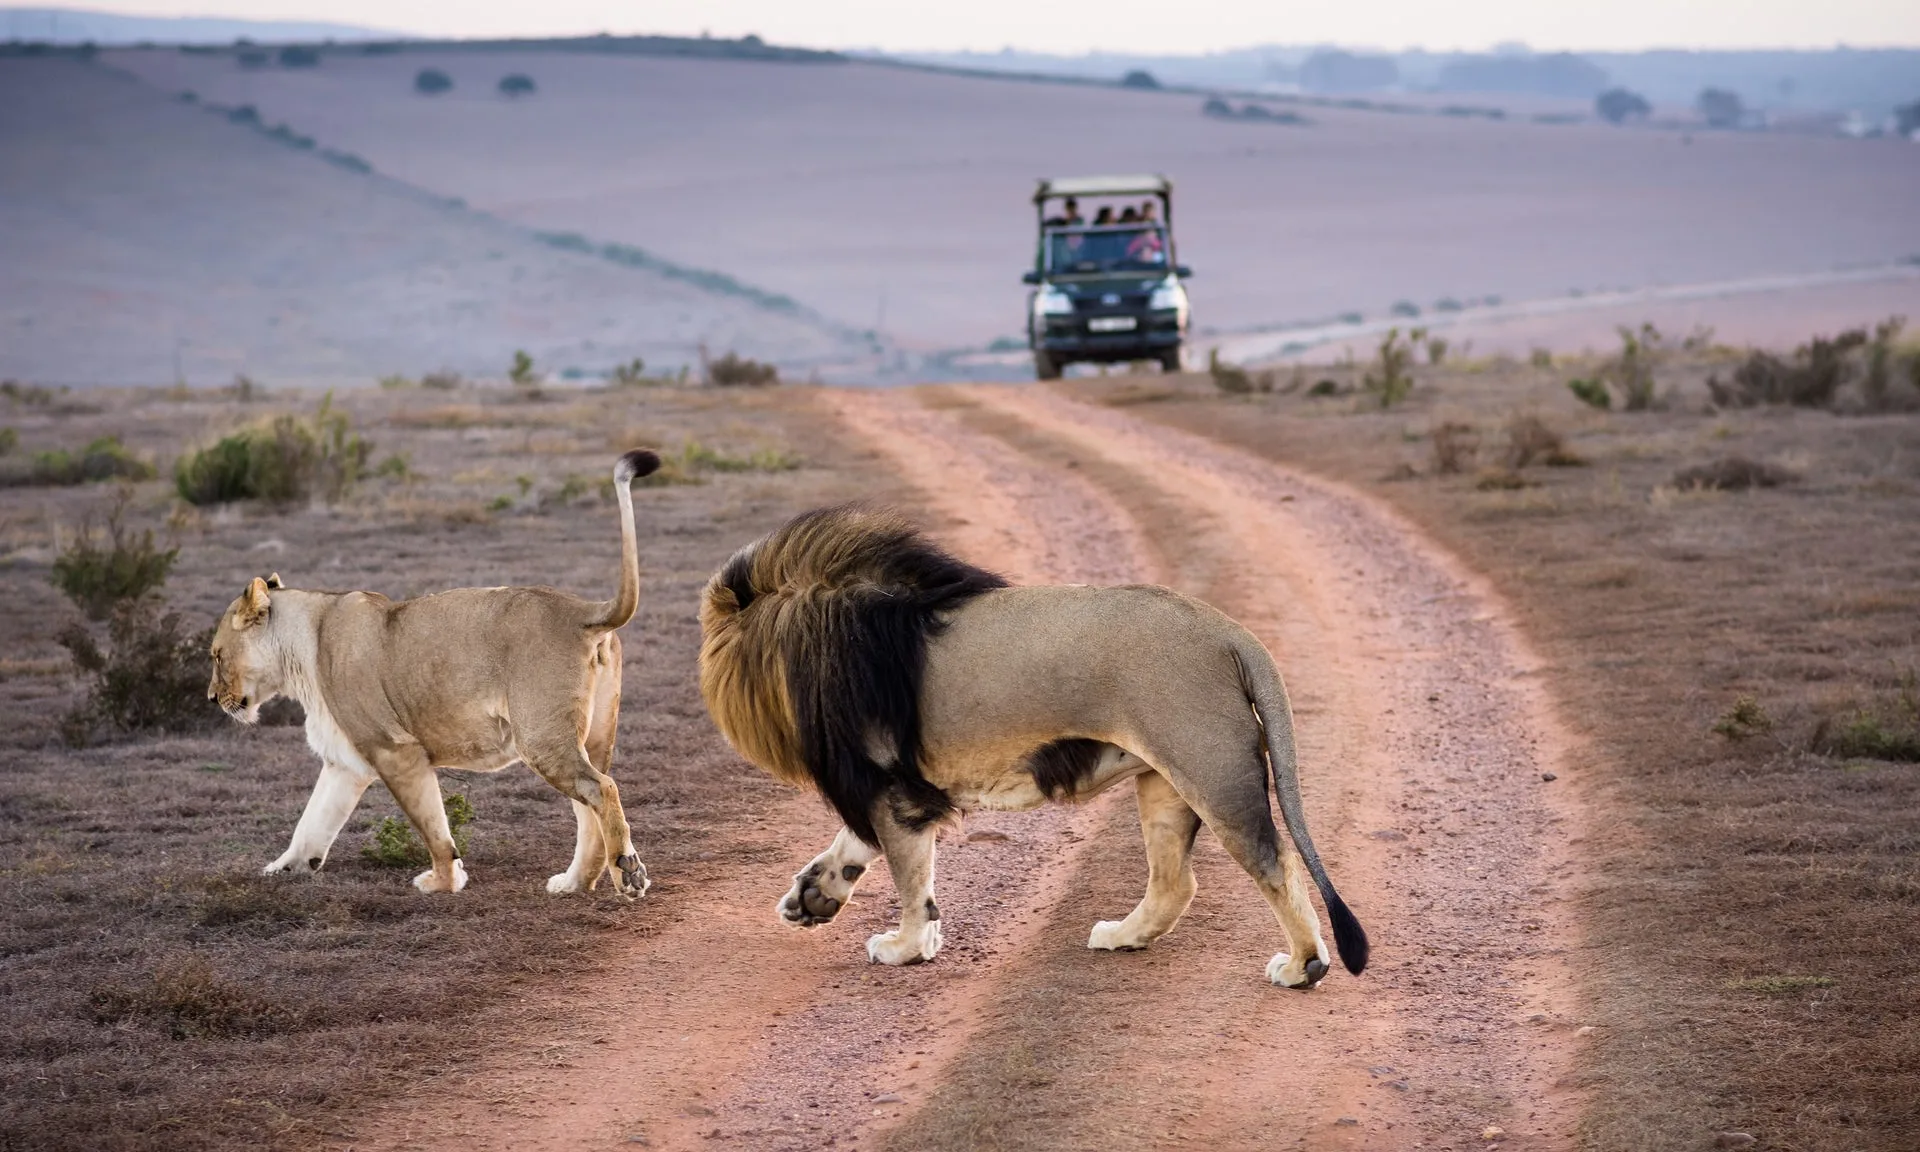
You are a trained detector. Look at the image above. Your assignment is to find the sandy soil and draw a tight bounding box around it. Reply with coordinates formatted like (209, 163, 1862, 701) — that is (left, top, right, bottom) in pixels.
(353, 382, 1587, 1150)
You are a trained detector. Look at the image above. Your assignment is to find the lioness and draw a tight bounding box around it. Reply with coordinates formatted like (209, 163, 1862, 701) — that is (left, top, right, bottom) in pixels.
(208, 449, 661, 897)
(699, 504, 1368, 987)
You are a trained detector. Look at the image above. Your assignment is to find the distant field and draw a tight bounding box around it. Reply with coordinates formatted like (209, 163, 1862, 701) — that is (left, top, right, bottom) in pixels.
(106, 47, 1920, 353)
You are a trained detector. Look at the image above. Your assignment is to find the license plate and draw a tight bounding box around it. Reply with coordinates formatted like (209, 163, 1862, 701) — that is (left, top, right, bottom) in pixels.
(1088, 316, 1137, 333)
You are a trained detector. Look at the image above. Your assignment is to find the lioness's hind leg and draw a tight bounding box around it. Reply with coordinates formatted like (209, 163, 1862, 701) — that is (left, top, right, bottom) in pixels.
(778, 826, 878, 927)
(866, 803, 942, 966)
(546, 645, 633, 896)
(1089, 770, 1201, 952)
(522, 718, 647, 900)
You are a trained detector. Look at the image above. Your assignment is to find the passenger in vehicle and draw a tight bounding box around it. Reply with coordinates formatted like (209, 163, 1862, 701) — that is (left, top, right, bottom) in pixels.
(1093, 206, 1115, 225)
(1119, 206, 1141, 223)
(1140, 201, 1159, 224)
(1044, 197, 1084, 227)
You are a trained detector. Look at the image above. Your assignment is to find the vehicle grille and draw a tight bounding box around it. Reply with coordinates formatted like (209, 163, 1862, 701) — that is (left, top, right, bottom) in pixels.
(1073, 293, 1150, 313)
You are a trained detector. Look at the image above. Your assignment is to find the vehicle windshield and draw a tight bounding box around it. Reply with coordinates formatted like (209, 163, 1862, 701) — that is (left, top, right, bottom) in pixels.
(1045, 226, 1168, 274)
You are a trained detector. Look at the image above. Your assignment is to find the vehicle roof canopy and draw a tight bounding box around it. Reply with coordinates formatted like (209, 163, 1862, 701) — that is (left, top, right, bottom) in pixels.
(1034, 174, 1171, 203)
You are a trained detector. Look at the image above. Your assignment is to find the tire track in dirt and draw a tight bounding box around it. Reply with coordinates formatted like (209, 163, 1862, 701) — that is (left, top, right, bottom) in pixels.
(354, 384, 1584, 1152)
(349, 389, 1166, 1152)
(865, 385, 1584, 1151)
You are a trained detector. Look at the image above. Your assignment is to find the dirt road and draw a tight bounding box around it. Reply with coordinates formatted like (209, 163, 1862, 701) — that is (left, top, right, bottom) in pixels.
(357, 385, 1586, 1151)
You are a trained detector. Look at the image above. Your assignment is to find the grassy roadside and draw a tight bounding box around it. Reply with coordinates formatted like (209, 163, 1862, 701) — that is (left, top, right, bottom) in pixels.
(1065, 357, 1920, 1150)
(0, 381, 870, 1150)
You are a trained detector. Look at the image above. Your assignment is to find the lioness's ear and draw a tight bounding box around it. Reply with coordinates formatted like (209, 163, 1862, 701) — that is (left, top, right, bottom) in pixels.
(239, 577, 272, 627)
(264, 573, 284, 590)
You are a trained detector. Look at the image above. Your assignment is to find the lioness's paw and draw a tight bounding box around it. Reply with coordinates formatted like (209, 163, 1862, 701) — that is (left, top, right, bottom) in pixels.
(546, 871, 588, 895)
(777, 864, 849, 928)
(1087, 920, 1150, 952)
(413, 859, 469, 894)
(263, 850, 322, 876)
(615, 854, 650, 901)
(1266, 950, 1329, 989)
(867, 922, 942, 966)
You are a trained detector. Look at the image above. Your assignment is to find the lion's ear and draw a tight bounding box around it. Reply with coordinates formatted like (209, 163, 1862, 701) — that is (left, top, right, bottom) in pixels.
(239, 577, 272, 627)
(264, 573, 284, 590)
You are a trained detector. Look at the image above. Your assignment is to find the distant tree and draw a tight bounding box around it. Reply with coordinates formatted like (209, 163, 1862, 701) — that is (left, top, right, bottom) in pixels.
(1595, 87, 1651, 124)
(1120, 69, 1161, 90)
(498, 73, 536, 97)
(1437, 52, 1606, 98)
(1896, 99, 1920, 138)
(1298, 50, 1399, 94)
(277, 45, 320, 68)
(236, 49, 269, 69)
(1201, 96, 1232, 117)
(1697, 87, 1745, 128)
(414, 68, 453, 95)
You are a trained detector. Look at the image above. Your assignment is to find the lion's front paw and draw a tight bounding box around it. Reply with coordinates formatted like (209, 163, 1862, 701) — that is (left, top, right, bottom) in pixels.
(867, 922, 942, 966)
(1266, 950, 1329, 989)
(1087, 919, 1150, 952)
(413, 859, 469, 894)
(778, 864, 850, 928)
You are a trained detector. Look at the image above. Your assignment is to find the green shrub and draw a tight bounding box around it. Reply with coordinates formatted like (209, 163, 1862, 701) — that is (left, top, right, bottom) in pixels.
(362, 791, 476, 867)
(2, 436, 154, 487)
(1362, 327, 1415, 408)
(0, 427, 15, 454)
(1810, 674, 1920, 763)
(1566, 378, 1611, 409)
(55, 602, 216, 744)
(609, 358, 650, 386)
(174, 396, 371, 505)
(51, 498, 178, 619)
(509, 350, 538, 387)
(1712, 695, 1774, 741)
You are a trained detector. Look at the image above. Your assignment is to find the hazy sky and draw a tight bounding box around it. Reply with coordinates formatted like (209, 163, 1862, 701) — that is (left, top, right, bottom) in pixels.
(71, 0, 1920, 52)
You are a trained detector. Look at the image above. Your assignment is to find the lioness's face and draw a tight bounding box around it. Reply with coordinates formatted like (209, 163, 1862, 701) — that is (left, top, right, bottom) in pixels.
(208, 577, 277, 724)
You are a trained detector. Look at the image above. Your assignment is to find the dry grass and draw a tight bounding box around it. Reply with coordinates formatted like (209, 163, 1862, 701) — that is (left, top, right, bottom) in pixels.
(0, 380, 870, 1150)
(1065, 344, 1920, 1150)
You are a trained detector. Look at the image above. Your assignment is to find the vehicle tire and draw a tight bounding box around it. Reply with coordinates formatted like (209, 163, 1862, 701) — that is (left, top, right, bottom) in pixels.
(1034, 351, 1062, 381)
(1159, 348, 1183, 374)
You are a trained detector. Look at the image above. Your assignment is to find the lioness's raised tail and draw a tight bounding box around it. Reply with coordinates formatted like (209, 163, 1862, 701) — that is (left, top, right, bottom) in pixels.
(587, 448, 662, 631)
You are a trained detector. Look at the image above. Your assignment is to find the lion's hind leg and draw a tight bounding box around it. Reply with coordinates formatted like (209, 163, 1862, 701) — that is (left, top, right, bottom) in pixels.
(778, 825, 877, 927)
(1088, 770, 1202, 952)
(1158, 744, 1330, 989)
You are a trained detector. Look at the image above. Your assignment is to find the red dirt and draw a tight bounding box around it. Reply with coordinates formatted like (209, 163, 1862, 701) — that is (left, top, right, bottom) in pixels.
(355, 384, 1588, 1150)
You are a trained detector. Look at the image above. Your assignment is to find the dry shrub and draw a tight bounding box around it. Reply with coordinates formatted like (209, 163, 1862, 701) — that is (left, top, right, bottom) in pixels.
(1503, 414, 1583, 468)
(1705, 319, 1918, 411)
(1207, 348, 1254, 394)
(1474, 467, 1532, 491)
(50, 493, 178, 619)
(1429, 422, 1478, 474)
(90, 955, 298, 1039)
(1671, 455, 1793, 491)
(55, 602, 217, 744)
(706, 351, 780, 387)
(421, 369, 464, 390)
(174, 395, 371, 505)
(1599, 323, 1664, 410)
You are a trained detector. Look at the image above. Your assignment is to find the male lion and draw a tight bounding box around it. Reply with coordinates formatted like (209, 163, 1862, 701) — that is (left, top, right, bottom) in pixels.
(698, 504, 1368, 987)
(208, 449, 661, 898)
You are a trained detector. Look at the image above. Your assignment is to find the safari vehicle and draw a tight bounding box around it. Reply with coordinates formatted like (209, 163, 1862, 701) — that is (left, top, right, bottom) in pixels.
(1024, 174, 1192, 380)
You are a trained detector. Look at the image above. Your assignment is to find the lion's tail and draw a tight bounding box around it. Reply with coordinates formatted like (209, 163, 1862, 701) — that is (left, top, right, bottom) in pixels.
(587, 449, 662, 631)
(1238, 637, 1370, 976)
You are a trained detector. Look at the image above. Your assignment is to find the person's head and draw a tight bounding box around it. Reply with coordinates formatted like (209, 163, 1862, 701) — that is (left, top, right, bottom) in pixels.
(1093, 206, 1114, 225)
(1119, 206, 1141, 222)
(1063, 197, 1080, 218)
(1141, 201, 1158, 220)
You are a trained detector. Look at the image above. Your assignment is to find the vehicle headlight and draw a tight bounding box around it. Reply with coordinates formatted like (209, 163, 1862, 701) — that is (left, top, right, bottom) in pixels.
(1148, 277, 1186, 311)
(1035, 285, 1076, 316)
